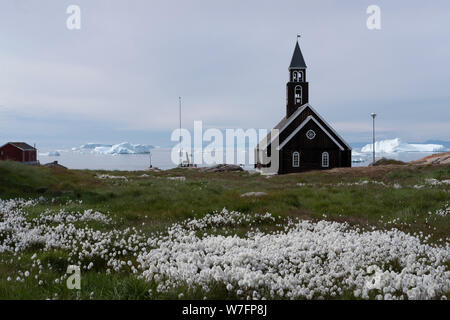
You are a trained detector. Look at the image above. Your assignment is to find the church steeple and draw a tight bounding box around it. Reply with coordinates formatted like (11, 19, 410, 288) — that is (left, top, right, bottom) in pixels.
(286, 39, 309, 117)
(289, 41, 307, 70)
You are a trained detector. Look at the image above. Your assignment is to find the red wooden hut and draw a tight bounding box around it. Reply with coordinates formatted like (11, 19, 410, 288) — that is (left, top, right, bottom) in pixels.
(0, 142, 38, 164)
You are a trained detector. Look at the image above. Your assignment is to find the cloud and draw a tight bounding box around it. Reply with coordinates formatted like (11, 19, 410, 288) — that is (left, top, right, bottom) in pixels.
(0, 0, 449, 146)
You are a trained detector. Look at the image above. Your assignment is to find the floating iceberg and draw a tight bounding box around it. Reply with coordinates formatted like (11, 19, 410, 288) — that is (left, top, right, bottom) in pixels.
(73, 143, 112, 151)
(351, 150, 365, 156)
(39, 151, 61, 157)
(103, 142, 154, 154)
(73, 142, 154, 154)
(361, 138, 444, 153)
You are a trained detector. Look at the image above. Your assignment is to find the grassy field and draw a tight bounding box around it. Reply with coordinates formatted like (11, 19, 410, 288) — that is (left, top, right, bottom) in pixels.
(0, 160, 449, 299)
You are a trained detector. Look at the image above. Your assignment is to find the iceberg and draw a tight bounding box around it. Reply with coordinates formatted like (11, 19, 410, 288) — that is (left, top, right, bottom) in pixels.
(72, 143, 112, 151)
(73, 142, 154, 154)
(361, 138, 444, 153)
(102, 142, 154, 154)
(351, 150, 365, 156)
(39, 151, 61, 157)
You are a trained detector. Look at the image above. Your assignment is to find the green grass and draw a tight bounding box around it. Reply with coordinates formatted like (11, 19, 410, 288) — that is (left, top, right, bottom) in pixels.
(0, 160, 449, 299)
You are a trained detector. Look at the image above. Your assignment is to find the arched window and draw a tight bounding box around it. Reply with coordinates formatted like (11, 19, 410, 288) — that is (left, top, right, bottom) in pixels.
(292, 151, 300, 167)
(322, 152, 329, 168)
(293, 71, 303, 82)
(295, 86, 302, 104)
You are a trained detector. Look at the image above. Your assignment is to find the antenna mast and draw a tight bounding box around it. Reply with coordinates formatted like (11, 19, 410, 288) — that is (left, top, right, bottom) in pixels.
(179, 96, 182, 166)
(149, 151, 152, 168)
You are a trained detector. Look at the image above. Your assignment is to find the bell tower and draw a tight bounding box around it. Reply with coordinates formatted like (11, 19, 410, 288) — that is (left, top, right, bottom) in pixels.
(286, 39, 308, 117)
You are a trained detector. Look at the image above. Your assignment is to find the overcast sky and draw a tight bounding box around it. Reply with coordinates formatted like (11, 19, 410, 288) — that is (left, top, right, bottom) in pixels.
(1, 0, 449, 148)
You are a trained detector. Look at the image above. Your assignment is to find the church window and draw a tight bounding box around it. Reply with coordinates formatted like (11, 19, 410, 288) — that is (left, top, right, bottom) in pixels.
(293, 71, 303, 82)
(295, 86, 302, 104)
(292, 151, 300, 167)
(322, 152, 329, 167)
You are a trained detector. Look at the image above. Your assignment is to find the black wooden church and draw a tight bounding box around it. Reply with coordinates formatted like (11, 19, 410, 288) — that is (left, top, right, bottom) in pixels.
(255, 40, 351, 174)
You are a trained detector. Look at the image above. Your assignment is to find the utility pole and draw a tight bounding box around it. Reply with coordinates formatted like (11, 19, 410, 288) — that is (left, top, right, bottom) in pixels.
(179, 96, 182, 166)
(371, 113, 377, 164)
(149, 151, 152, 168)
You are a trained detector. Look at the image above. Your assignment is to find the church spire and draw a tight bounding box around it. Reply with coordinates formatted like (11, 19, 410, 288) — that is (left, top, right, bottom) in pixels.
(286, 38, 308, 117)
(289, 40, 307, 70)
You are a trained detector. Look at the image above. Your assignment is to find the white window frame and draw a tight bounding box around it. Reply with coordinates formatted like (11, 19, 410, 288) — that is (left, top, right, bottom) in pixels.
(295, 85, 302, 104)
(322, 152, 329, 168)
(293, 71, 298, 82)
(292, 151, 300, 167)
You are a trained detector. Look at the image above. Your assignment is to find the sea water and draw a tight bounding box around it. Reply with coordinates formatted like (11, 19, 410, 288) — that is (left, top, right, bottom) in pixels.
(37, 148, 445, 171)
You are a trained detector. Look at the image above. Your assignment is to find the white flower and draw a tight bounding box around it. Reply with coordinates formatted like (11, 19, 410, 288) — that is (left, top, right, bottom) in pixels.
(1, 199, 448, 300)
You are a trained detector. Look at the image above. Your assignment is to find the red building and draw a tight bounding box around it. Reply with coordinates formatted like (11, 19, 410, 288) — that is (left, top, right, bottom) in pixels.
(0, 142, 38, 164)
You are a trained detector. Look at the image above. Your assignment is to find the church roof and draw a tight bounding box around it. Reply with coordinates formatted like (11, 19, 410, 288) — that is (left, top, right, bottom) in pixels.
(255, 103, 352, 151)
(289, 41, 307, 69)
(1, 142, 36, 151)
(278, 115, 345, 151)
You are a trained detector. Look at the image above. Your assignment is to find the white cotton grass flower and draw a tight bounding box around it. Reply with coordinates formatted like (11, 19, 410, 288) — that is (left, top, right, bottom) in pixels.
(429, 203, 450, 217)
(1, 199, 449, 300)
(96, 174, 128, 182)
(296, 178, 450, 190)
(136, 209, 450, 300)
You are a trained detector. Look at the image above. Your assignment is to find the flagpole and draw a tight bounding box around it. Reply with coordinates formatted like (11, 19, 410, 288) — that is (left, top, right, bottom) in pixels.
(371, 113, 377, 164)
(179, 96, 182, 166)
